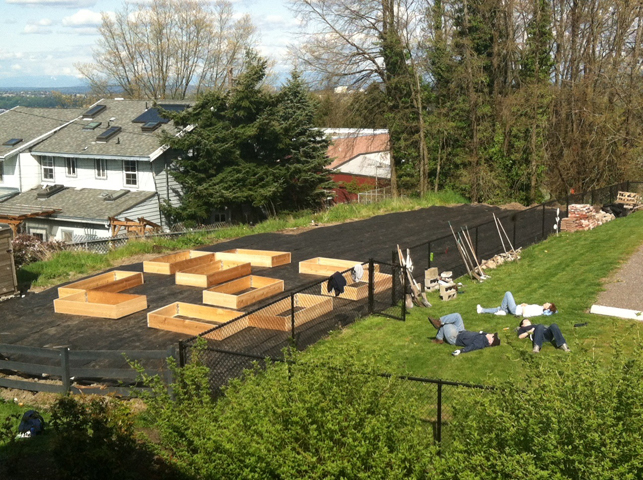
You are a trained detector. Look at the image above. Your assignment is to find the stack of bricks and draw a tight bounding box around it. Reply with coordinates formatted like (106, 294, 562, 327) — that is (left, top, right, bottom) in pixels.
(561, 204, 614, 232)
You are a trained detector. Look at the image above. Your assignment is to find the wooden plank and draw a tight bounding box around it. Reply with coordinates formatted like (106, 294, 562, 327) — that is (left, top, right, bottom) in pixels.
(0, 359, 63, 376)
(58, 271, 143, 297)
(299, 257, 379, 278)
(590, 304, 643, 320)
(148, 302, 246, 338)
(143, 250, 214, 275)
(175, 261, 252, 288)
(0, 377, 64, 394)
(203, 276, 284, 309)
(70, 367, 163, 380)
(54, 291, 147, 319)
(0, 344, 63, 358)
(248, 293, 333, 331)
(214, 249, 291, 267)
(71, 350, 172, 361)
(320, 272, 392, 301)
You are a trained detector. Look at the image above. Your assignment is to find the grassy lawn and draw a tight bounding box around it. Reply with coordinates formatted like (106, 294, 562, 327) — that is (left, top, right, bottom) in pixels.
(18, 190, 467, 289)
(308, 210, 643, 385)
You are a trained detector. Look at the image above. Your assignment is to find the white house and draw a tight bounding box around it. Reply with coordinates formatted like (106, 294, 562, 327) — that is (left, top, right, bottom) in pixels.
(0, 99, 192, 242)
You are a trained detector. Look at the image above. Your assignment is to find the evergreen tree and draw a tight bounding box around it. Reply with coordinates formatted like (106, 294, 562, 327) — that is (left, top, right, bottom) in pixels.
(161, 56, 332, 223)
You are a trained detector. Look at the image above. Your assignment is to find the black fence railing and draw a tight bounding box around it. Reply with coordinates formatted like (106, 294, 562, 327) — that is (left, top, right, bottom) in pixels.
(403, 181, 639, 282)
(0, 344, 176, 396)
(176, 180, 641, 439)
(179, 260, 406, 389)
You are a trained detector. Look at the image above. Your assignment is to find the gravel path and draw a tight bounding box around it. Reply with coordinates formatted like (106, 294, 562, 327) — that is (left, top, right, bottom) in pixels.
(595, 242, 643, 311)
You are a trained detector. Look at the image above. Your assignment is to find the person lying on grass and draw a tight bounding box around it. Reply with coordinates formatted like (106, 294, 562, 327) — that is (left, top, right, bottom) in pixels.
(517, 318, 571, 353)
(428, 313, 501, 356)
(477, 291, 557, 317)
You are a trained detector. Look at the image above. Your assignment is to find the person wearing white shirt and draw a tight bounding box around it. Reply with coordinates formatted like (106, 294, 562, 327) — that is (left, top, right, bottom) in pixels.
(476, 291, 556, 317)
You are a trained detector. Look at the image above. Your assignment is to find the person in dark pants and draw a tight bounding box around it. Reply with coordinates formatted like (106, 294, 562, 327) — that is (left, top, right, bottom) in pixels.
(429, 313, 501, 355)
(517, 319, 571, 353)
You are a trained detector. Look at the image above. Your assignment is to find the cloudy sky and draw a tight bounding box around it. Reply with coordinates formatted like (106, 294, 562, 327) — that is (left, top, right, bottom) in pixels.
(0, 0, 301, 87)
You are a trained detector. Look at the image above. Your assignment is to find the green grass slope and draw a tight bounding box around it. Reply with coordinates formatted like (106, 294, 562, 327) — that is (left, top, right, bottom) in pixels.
(308, 211, 643, 385)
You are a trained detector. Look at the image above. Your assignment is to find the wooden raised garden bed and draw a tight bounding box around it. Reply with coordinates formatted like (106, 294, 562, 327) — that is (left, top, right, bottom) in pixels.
(54, 290, 147, 319)
(214, 249, 291, 267)
(147, 302, 246, 338)
(143, 250, 215, 275)
(58, 271, 144, 297)
(203, 276, 284, 309)
(320, 271, 393, 301)
(248, 293, 333, 331)
(175, 260, 252, 288)
(299, 257, 379, 278)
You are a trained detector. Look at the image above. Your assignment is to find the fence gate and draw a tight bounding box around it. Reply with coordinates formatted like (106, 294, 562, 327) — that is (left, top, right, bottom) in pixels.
(0, 226, 17, 296)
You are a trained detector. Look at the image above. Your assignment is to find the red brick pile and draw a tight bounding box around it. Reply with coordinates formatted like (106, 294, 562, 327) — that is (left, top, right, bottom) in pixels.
(560, 204, 615, 232)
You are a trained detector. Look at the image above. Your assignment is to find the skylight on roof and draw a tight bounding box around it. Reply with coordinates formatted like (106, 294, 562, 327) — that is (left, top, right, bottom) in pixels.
(141, 121, 162, 132)
(96, 126, 122, 142)
(83, 122, 102, 130)
(132, 108, 171, 125)
(83, 104, 106, 118)
(2, 138, 23, 147)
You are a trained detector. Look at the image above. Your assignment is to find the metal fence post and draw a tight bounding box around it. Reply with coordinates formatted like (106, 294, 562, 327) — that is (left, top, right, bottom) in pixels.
(427, 242, 431, 269)
(436, 380, 443, 444)
(177, 340, 185, 368)
(368, 259, 375, 315)
(61, 347, 71, 395)
(291, 293, 296, 346)
(401, 266, 407, 321)
(513, 216, 517, 250)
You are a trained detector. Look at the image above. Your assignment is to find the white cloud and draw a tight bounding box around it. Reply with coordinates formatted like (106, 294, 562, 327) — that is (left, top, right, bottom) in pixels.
(30, 18, 53, 26)
(23, 24, 53, 34)
(22, 24, 52, 35)
(62, 9, 102, 28)
(11, 64, 22, 71)
(6, 0, 96, 7)
(0, 51, 24, 60)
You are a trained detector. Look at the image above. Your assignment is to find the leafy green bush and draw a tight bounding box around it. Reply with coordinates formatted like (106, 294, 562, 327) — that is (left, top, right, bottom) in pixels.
(141, 344, 437, 479)
(434, 342, 643, 479)
(50, 395, 155, 480)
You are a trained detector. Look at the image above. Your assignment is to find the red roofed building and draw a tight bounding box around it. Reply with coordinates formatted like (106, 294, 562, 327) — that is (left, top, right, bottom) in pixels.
(324, 129, 390, 203)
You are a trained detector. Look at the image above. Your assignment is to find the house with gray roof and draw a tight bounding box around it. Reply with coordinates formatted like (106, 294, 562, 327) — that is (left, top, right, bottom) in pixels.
(0, 99, 193, 242)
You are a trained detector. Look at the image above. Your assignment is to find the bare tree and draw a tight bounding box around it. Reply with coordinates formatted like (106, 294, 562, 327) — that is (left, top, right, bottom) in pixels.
(290, 0, 429, 197)
(77, 0, 256, 99)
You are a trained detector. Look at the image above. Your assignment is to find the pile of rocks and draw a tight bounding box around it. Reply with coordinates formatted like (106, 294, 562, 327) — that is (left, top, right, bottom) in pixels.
(561, 204, 615, 232)
(480, 250, 521, 270)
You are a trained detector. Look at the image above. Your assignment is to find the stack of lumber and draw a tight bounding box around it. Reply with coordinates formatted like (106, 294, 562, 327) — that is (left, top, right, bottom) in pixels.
(561, 204, 614, 232)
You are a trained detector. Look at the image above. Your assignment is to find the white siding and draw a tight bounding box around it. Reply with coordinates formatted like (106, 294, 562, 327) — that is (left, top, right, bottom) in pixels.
(23, 218, 110, 242)
(1, 152, 41, 191)
(39, 156, 157, 192)
(153, 156, 182, 208)
(335, 152, 391, 179)
(119, 194, 162, 227)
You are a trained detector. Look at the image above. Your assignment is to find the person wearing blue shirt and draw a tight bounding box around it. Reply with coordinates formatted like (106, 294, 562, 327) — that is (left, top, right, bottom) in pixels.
(429, 313, 501, 355)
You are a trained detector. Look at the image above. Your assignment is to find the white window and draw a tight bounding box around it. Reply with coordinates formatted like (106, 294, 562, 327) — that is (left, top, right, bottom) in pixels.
(95, 159, 107, 179)
(65, 157, 77, 177)
(42, 156, 54, 181)
(61, 229, 74, 243)
(29, 228, 47, 241)
(123, 160, 137, 187)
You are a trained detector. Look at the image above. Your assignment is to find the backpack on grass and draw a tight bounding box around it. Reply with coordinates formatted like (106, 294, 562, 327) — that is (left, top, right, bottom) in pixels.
(18, 410, 45, 436)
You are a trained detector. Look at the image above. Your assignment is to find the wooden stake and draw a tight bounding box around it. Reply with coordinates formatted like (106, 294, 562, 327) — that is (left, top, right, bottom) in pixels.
(493, 213, 508, 255)
(450, 223, 474, 280)
(463, 226, 485, 278)
(497, 216, 516, 253)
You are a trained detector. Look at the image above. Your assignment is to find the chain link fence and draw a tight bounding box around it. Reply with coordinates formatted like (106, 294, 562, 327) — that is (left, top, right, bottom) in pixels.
(174, 180, 640, 441)
(63, 222, 228, 254)
(180, 260, 406, 391)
